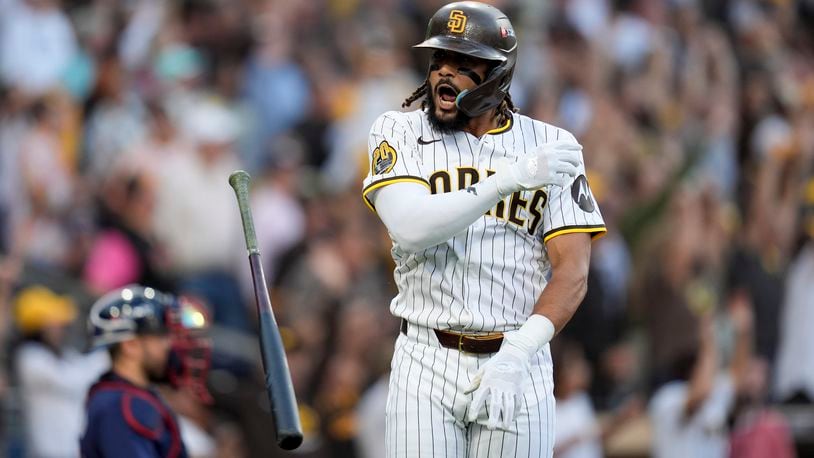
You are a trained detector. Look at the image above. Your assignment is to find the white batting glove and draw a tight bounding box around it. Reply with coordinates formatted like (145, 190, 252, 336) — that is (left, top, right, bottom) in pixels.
(494, 141, 582, 197)
(464, 315, 556, 430)
(464, 337, 529, 430)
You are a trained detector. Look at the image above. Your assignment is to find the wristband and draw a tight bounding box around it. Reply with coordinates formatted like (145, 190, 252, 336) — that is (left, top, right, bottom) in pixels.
(502, 314, 556, 358)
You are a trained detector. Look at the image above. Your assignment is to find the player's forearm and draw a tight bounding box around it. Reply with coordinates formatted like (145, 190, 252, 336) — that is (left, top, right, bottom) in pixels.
(530, 261, 588, 333)
(374, 179, 503, 253)
(528, 232, 591, 333)
(491, 254, 588, 365)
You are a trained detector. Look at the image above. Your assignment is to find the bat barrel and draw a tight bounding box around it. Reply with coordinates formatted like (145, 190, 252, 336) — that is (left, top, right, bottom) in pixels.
(258, 310, 304, 449)
(250, 254, 303, 449)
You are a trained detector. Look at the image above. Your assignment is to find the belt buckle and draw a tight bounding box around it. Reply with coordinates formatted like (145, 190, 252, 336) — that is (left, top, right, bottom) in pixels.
(458, 333, 465, 352)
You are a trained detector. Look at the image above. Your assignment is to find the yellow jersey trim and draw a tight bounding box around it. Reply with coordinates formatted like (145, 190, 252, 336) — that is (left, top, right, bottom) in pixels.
(362, 176, 432, 212)
(486, 117, 512, 135)
(543, 225, 607, 244)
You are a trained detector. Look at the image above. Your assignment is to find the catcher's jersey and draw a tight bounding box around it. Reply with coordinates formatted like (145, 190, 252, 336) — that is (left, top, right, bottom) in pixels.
(363, 110, 606, 332)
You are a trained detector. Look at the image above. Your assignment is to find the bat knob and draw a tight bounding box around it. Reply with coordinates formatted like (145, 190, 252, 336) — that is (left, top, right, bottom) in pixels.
(229, 170, 251, 190)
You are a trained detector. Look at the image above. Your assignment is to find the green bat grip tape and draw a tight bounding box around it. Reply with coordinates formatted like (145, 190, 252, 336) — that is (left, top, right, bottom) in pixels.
(229, 170, 259, 255)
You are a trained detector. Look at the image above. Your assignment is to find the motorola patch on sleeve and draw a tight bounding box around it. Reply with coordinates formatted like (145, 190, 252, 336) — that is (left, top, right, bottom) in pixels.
(571, 175, 596, 213)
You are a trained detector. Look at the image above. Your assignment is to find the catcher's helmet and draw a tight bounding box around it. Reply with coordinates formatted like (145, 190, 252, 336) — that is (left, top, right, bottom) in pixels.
(88, 285, 207, 349)
(88, 285, 213, 402)
(89, 286, 173, 348)
(415, 1, 517, 117)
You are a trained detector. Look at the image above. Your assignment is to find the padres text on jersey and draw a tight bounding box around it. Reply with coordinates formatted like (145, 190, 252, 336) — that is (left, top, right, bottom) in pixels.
(362, 110, 606, 333)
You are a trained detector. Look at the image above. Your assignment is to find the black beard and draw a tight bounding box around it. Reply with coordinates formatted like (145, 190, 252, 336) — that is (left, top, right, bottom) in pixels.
(146, 348, 178, 384)
(426, 91, 471, 135)
(146, 363, 169, 384)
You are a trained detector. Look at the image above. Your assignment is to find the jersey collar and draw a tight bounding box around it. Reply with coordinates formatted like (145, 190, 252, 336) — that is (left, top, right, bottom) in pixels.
(485, 115, 513, 135)
(422, 110, 514, 137)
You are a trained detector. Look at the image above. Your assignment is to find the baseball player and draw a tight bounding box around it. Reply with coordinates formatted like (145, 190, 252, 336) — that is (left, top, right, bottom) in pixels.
(81, 286, 211, 458)
(361, 2, 606, 456)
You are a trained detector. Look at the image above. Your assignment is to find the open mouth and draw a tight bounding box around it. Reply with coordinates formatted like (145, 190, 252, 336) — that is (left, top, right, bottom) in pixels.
(436, 84, 459, 110)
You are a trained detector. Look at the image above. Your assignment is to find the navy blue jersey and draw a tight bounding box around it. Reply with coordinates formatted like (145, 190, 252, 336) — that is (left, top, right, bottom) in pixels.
(81, 372, 187, 458)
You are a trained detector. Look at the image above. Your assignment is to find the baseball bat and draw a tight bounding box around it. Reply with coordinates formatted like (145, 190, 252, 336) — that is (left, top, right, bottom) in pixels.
(229, 170, 303, 450)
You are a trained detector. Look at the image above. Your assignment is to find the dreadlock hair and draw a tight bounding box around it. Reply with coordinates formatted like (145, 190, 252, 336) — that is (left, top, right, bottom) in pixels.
(402, 79, 518, 124)
(498, 92, 518, 125)
(402, 79, 429, 110)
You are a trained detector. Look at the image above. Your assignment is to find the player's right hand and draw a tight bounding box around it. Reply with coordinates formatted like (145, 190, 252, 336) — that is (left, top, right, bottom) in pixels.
(464, 334, 533, 430)
(494, 140, 582, 196)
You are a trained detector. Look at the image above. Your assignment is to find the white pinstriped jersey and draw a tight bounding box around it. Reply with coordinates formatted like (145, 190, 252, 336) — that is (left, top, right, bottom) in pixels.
(363, 109, 606, 332)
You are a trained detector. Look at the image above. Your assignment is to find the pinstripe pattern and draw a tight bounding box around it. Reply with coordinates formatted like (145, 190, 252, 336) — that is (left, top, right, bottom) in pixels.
(363, 110, 606, 332)
(387, 327, 556, 457)
(366, 110, 598, 457)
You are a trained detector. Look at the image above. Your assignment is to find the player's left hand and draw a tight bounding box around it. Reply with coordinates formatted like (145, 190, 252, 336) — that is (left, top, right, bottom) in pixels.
(464, 332, 533, 430)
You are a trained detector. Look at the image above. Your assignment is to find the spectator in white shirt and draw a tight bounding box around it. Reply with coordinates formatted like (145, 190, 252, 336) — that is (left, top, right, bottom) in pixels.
(152, 100, 248, 330)
(12, 286, 109, 458)
(153, 100, 243, 275)
(355, 375, 388, 458)
(649, 299, 753, 458)
(774, 184, 814, 403)
(0, 0, 77, 95)
(553, 339, 603, 458)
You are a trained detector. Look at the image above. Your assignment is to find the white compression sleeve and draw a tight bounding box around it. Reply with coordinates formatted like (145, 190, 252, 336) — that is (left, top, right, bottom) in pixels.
(372, 178, 504, 253)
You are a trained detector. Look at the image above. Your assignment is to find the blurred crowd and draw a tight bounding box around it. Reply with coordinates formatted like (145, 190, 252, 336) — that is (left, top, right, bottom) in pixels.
(0, 0, 813, 457)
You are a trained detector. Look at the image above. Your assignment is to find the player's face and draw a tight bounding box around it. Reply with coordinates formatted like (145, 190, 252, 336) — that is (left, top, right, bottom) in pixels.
(427, 50, 490, 131)
(139, 334, 173, 381)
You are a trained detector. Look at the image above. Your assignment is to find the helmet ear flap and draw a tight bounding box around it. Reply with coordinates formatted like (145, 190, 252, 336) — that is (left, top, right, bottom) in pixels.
(454, 58, 513, 117)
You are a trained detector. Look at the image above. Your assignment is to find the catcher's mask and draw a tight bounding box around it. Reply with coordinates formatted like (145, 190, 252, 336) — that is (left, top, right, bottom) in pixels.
(88, 286, 213, 403)
(414, 1, 517, 117)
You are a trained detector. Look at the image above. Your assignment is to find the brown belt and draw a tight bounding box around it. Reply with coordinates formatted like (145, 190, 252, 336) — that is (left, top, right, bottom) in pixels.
(400, 319, 504, 354)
